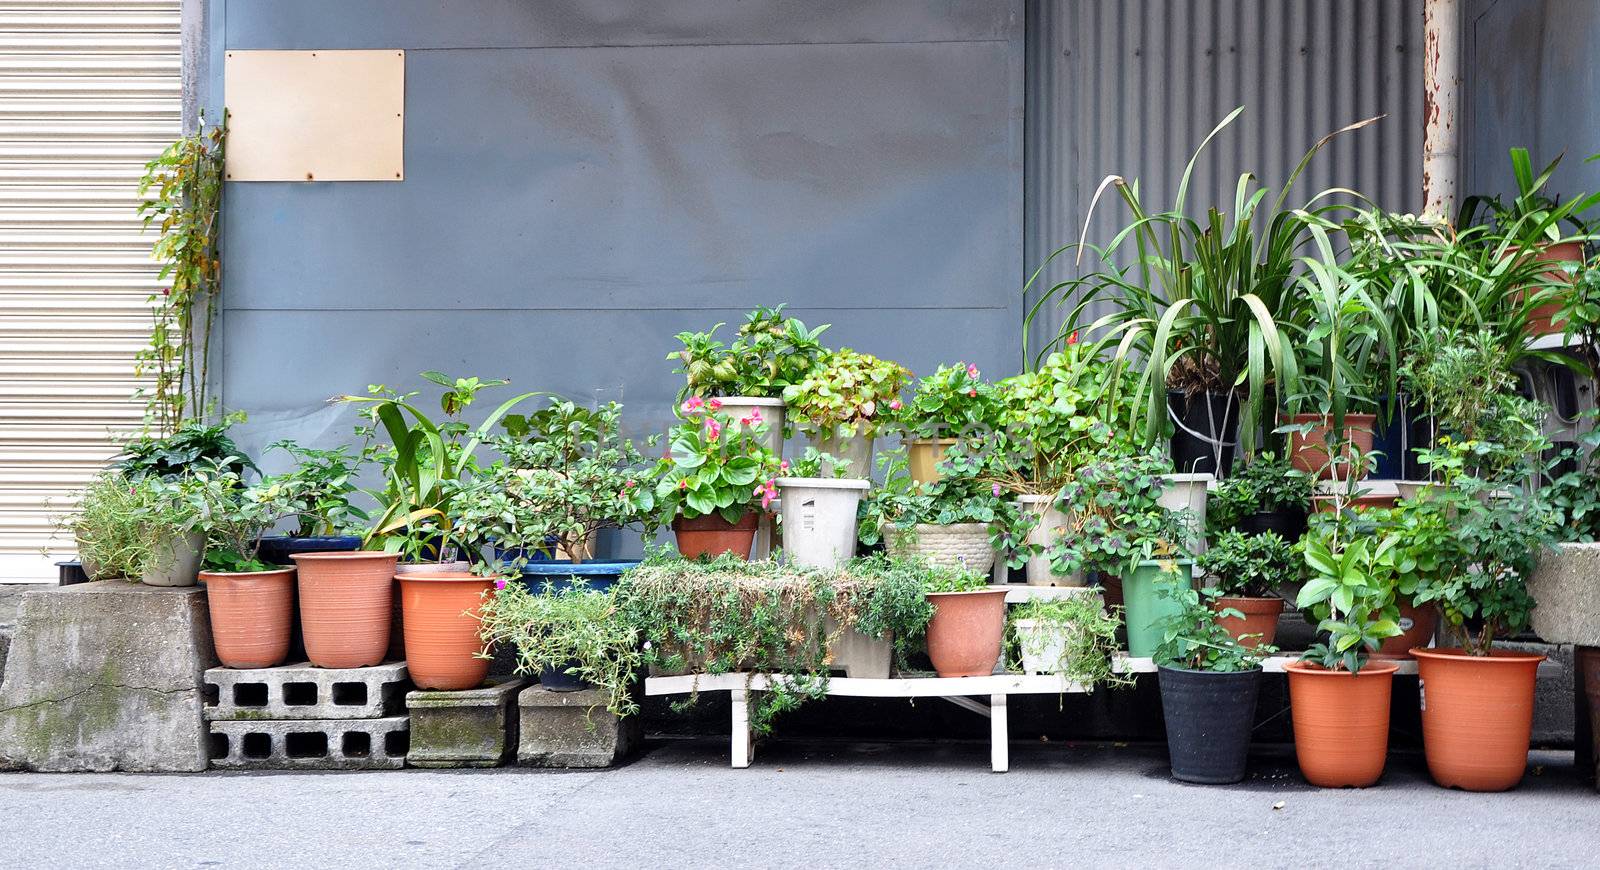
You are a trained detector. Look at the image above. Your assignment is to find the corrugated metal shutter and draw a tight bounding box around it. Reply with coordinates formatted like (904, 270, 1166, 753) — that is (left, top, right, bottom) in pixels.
(0, 0, 180, 582)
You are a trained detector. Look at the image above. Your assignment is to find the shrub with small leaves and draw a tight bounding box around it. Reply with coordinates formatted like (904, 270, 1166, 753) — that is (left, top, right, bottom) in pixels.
(1198, 531, 1299, 598)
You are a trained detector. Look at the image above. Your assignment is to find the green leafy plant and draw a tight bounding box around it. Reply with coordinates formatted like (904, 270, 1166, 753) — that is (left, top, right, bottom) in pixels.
(116, 416, 256, 480)
(340, 372, 540, 562)
(1205, 453, 1313, 533)
(1462, 148, 1598, 248)
(1542, 423, 1600, 543)
(782, 348, 912, 440)
(1296, 519, 1401, 672)
(59, 471, 160, 579)
(780, 447, 850, 480)
(1153, 583, 1276, 672)
(1282, 224, 1396, 429)
(457, 399, 657, 572)
(857, 450, 1011, 547)
(671, 305, 831, 401)
(477, 580, 643, 717)
(135, 113, 225, 432)
(1199, 531, 1299, 598)
(261, 441, 366, 537)
(653, 399, 780, 525)
(197, 466, 305, 573)
(899, 362, 998, 440)
(1400, 327, 1549, 479)
(1045, 447, 1192, 579)
(1006, 596, 1133, 689)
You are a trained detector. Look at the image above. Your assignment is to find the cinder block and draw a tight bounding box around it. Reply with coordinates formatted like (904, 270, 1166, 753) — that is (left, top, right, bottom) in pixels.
(406, 677, 524, 768)
(517, 684, 640, 768)
(204, 661, 408, 720)
(208, 716, 408, 770)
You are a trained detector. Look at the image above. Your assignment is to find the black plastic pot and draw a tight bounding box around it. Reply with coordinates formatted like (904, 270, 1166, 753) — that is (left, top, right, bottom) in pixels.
(1157, 664, 1262, 784)
(1168, 390, 1239, 476)
(1232, 508, 1307, 542)
(256, 535, 363, 566)
(56, 560, 90, 586)
(539, 661, 589, 692)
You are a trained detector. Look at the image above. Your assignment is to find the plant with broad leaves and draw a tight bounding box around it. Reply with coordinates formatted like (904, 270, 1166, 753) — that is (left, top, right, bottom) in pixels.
(899, 362, 998, 440)
(652, 398, 780, 525)
(1041, 446, 1192, 580)
(117, 415, 256, 481)
(1296, 521, 1401, 673)
(781, 447, 850, 480)
(783, 348, 912, 441)
(1205, 453, 1313, 534)
(1154, 583, 1276, 672)
(670, 305, 831, 401)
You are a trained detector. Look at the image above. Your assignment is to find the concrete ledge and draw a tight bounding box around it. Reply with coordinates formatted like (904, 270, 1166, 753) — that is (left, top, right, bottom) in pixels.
(406, 677, 524, 768)
(1529, 543, 1600, 647)
(518, 684, 639, 768)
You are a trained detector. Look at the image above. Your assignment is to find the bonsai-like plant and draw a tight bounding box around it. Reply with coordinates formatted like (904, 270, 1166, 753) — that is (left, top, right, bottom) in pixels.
(1154, 584, 1277, 671)
(341, 372, 539, 562)
(1045, 447, 1193, 579)
(1206, 453, 1313, 533)
(477, 580, 643, 717)
(457, 400, 656, 572)
(1006, 596, 1133, 688)
(671, 305, 831, 401)
(899, 362, 998, 441)
(782, 348, 912, 441)
(1199, 531, 1299, 599)
(652, 399, 780, 525)
(261, 441, 366, 538)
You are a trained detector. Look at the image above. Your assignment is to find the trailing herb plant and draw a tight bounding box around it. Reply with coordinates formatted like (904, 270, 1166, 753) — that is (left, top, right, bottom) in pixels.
(671, 305, 831, 401)
(1198, 531, 1299, 599)
(477, 580, 643, 717)
(1154, 584, 1278, 672)
(60, 471, 161, 580)
(1006, 596, 1133, 689)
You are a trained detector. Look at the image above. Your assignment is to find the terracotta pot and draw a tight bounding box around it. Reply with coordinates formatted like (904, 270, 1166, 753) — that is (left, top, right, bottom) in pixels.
(907, 437, 961, 484)
(1374, 598, 1438, 659)
(1284, 660, 1399, 787)
(201, 568, 295, 668)
(1509, 240, 1584, 335)
(1286, 413, 1377, 480)
(291, 552, 400, 669)
(1212, 596, 1284, 649)
(925, 588, 1008, 677)
(1312, 492, 1399, 514)
(1413, 647, 1545, 791)
(398, 572, 494, 690)
(673, 512, 760, 560)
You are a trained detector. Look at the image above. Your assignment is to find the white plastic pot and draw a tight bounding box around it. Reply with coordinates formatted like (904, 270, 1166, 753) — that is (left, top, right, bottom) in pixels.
(718, 396, 786, 459)
(886, 523, 996, 575)
(1158, 472, 1213, 556)
(1016, 494, 1084, 587)
(1012, 617, 1083, 676)
(812, 429, 875, 479)
(776, 477, 870, 569)
(140, 530, 204, 587)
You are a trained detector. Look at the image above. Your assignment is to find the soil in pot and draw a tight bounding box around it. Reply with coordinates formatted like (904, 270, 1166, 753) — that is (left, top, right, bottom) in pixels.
(398, 572, 495, 690)
(1168, 390, 1239, 477)
(1212, 596, 1284, 649)
(291, 552, 400, 669)
(1158, 664, 1262, 784)
(925, 588, 1008, 677)
(1284, 660, 1399, 788)
(201, 568, 296, 668)
(673, 513, 760, 560)
(1413, 647, 1545, 791)
(1122, 560, 1194, 657)
(1374, 599, 1438, 659)
(1287, 413, 1377, 479)
(908, 437, 961, 484)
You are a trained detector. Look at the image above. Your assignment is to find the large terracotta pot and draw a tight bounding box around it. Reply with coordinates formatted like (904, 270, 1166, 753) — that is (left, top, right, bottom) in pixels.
(1284, 660, 1399, 787)
(291, 552, 400, 669)
(398, 572, 494, 690)
(1374, 598, 1438, 659)
(925, 588, 1008, 677)
(1413, 647, 1545, 791)
(1509, 240, 1584, 336)
(201, 568, 295, 668)
(907, 437, 960, 484)
(1212, 596, 1284, 649)
(673, 512, 760, 560)
(1287, 413, 1376, 480)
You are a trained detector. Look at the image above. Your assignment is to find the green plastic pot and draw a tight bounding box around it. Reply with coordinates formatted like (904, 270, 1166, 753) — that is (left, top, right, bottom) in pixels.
(1121, 559, 1194, 657)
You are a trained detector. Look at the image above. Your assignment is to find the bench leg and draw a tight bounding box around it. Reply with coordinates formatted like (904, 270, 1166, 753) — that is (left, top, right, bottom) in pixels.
(731, 689, 753, 769)
(990, 693, 1009, 773)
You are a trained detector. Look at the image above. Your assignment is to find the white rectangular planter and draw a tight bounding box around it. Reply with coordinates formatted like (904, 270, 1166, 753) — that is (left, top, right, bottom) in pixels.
(776, 477, 869, 569)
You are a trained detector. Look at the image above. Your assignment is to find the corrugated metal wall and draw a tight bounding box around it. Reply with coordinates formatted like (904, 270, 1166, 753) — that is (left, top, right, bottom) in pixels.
(1024, 0, 1425, 363)
(0, 0, 180, 581)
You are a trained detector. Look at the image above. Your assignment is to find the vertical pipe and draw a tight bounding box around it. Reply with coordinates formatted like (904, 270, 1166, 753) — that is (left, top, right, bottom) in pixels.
(1423, 0, 1461, 220)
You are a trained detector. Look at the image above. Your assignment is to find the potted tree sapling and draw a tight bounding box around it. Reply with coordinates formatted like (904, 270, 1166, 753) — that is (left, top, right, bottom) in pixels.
(1153, 584, 1276, 784)
(858, 449, 1012, 576)
(782, 348, 911, 478)
(1197, 531, 1298, 648)
(653, 399, 780, 560)
(252, 441, 366, 565)
(773, 448, 866, 569)
(899, 362, 997, 484)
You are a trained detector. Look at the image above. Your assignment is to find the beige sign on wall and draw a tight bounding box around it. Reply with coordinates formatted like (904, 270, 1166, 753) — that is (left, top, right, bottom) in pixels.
(224, 49, 405, 181)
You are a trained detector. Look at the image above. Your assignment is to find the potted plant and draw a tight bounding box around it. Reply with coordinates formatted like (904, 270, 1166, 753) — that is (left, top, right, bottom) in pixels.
(1206, 454, 1312, 541)
(1197, 531, 1296, 648)
(195, 466, 306, 669)
(115, 416, 257, 481)
(59, 470, 158, 582)
(1008, 594, 1130, 687)
(252, 441, 367, 565)
(782, 348, 911, 478)
(480, 577, 643, 707)
(773, 448, 867, 569)
(899, 362, 997, 483)
(921, 561, 1006, 678)
(1153, 584, 1276, 784)
(670, 304, 831, 457)
(128, 472, 208, 587)
(393, 569, 498, 690)
(653, 400, 780, 560)
(457, 399, 657, 591)
(1286, 516, 1403, 788)
(1051, 447, 1195, 655)
(859, 450, 1010, 576)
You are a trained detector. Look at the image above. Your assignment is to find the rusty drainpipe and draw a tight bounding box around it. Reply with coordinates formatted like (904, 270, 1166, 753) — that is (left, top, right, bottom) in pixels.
(1423, 0, 1461, 221)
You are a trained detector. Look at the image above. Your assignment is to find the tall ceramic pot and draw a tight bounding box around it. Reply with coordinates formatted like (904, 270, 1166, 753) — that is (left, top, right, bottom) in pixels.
(291, 552, 400, 668)
(1413, 647, 1546, 791)
(1158, 473, 1212, 556)
(673, 512, 760, 560)
(1016, 494, 1083, 587)
(1212, 596, 1284, 649)
(925, 588, 1008, 677)
(201, 568, 295, 668)
(1284, 660, 1399, 787)
(775, 477, 869, 569)
(812, 428, 874, 479)
(398, 572, 495, 690)
(1158, 664, 1262, 784)
(886, 523, 996, 575)
(1287, 413, 1377, 480)
(1122, 560, 1194, 657)
(907, 437, 961, 484)
(141, 530, 204, 587)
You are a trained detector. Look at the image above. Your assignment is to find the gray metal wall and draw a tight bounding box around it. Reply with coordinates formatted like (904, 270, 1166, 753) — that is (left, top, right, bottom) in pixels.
(203, 1, 1025, 454)
(1024, 0, 1425, 363)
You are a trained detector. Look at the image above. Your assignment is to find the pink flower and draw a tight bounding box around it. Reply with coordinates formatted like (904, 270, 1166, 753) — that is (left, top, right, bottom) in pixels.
(992, 483, 1002, 498)
(678, 479, 689, 491)
(747, 408, 763, 425)
(494, 578, 508, 591)
(967, 363, 979, 378)
(707, 397, 722, 412)
(758, 479, 779, 510)
(889, 398, 903, 411)
(780, 459, 790, 472)
(968, 389, 978, 398)
(623, 479, 636, 489)
(704, 417, 722, 441)
(1067, 330, 1080, 345)
(681, 396, 705, 414)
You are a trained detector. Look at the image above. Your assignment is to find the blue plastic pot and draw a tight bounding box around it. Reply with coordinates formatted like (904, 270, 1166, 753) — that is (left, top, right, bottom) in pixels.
(515, 560, 641, 594)
(492, 540, 560, 567)
(539, 661, 588, 692)
(256, 535, 363, 567)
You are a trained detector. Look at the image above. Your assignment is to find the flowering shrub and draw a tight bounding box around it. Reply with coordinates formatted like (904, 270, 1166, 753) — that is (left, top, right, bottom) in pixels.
(783, 348, 912, 439)
(900, 362, 998, 440)
(653, 397, 781, 523)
